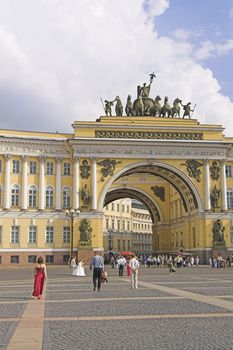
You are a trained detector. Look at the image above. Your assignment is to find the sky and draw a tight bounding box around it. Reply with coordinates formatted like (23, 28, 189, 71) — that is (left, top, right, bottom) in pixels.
(0, 0, 233, 135)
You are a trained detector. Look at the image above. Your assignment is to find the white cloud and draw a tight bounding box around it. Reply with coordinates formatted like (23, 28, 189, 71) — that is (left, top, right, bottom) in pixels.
(0, 0, 232, 136)
(195, 39, 233, 60)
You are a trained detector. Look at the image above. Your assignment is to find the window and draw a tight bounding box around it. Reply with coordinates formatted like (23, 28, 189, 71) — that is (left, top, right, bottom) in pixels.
(12, 160, 20, 173)
(227, 189, 233, 209)
(46, 162, 54, 175)
(64, 163, 71, 175)
(11, 185, 20, 207)
(117, 204, 120, 211)
(106, 218, 109, 229)
(63, 226, 70, 243)
(28, 255, 37, 263)
(122, 221, 125, 230)
(122, 205, 125, 212)
(46, 226, 54, 243)
(28, 226, 37, 244)
(29, 185, 37, 208)
(0, 159, 2, 172)
(46, 186, 54, 208)
(106, 205, 109, 210)
(0, 226, 2, 243)
(122, 240, 126, 251)
(46, 255, 54, 264)
(0, 186, 2, 207)
(111, 203, 114, 211)
(30, 161, 37, 174)
(111, 218, 115, 229)
(127, 240, 130, 250)
(127, 205, 130, 213)
(231, 226, 233, 244)
(63, 255, 69, 264)
(117, 239, 120, 251)
(11, 255, 19, 264)
(63, 187, 71, 209)
(117, 219, 120, 230)
(11, 226, 19, 243)
(127, 221, 130, 231)
(226, 165, 232, 178)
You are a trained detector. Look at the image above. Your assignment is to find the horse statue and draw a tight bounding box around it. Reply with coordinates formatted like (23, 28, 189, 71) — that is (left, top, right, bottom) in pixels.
(171, 98, 182, 118)
(133, 95, 144, 115)
(115, 96, 123, 116)
(150, 95, 161, 116)
(160, 96, 171, 118)
(125, 95, 133, 116)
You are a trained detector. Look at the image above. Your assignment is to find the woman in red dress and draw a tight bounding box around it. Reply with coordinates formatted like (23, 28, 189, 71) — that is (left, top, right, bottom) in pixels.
(32, 256, 47, 299)
(126, 257, 131, 277)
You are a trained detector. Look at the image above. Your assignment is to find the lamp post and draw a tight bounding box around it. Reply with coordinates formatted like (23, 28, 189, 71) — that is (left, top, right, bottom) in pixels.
(66, 208, 80, 264)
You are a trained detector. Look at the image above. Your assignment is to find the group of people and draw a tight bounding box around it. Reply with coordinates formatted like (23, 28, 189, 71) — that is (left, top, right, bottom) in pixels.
(31, 252, 140, 298)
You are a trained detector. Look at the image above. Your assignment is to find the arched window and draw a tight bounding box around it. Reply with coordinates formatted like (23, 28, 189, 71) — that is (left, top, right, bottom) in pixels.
(29, 185, 37, 208)
(63, 187, 71, 209)
(227, 189, 233, 209)
(46, 186, 54, 208)
(12, 185, 20, 207)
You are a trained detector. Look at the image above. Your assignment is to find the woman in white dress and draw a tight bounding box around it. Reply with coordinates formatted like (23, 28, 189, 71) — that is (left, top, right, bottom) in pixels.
(72, 259, 86, 276)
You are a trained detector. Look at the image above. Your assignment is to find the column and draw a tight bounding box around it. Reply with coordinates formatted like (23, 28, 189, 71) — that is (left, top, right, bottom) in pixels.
(91, 158, 97, 210)
(21, 156, 28, 210)
(204, 159, 211, 211)
(73, 157, 79, 209)
(221, 160, 227, 211)
(56, 158, 62, 210)
(39, 156, 45, 210)
(4, 154, 11, 210)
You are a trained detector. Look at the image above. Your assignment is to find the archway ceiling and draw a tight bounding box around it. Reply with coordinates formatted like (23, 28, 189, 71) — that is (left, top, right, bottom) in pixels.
(117, 165, 198, 212)
(104, 188, 160, 224)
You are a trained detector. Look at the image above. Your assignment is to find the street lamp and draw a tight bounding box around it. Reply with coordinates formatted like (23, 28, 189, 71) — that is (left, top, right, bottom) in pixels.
(66, 208, 80, 264)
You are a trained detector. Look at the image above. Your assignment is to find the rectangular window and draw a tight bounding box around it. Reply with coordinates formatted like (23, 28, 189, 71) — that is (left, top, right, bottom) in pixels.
(122, 205, 125, 212)
(127, 205, 130, 213)
(28, 226, 37, 244)
(46, 162, 54, 175)
(11, 255, 19, 264)
(0, 226, 2, 243)
(28, 255, 37, 263)
(111, 203, 114, 211)
(122, 221, 125, 230)
(64, 163, 71, 175)
(11, 226, 19, 243)
(63, 255, 69, 264)
(111, 219, 115, 229)
(63, 226, 70, 243)
(226, 165, 232, 178)
(0, 159, 2, 172)
(230, 226, 233, 244)
(117, 239, 120, 251)
(46, 227, 54, 243)
(106, 218, 109, 229)
(127, 240, 130, 250)
(29, 161, 37, 174)
(12, 160, 20, 173)
(46, 255, 54, 264)
(117, 204, 120, 211)
(117, 219, 120, 230)
(127, 221, 130, 231)
(122, 240, 126, 251)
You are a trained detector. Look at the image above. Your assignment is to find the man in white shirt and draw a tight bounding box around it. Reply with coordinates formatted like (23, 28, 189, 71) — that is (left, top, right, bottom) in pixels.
(129, 254, 139, 289)
(117, 256, 126, 276)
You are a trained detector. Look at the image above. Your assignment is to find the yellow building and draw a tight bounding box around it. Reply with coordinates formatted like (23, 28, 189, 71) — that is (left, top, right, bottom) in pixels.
(103, 198, 153, 255)
(0, 115, 233, 265)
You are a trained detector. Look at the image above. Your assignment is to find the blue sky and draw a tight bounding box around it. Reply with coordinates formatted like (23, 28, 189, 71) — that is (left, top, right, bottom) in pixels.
(0, 0, 233, 134)
(155, 0, 233, 100)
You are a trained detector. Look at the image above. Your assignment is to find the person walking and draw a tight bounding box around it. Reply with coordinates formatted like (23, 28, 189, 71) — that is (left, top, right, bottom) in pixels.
(129, 254, 139, 289)
(117, 256, 126, 276)
(32, 256, 47, 300)
(90, 251, 104, 291)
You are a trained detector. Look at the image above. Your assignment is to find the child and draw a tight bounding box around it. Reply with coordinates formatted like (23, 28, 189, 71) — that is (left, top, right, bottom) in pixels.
(101, 269, 108, 283)
(168, 262, 176, 274)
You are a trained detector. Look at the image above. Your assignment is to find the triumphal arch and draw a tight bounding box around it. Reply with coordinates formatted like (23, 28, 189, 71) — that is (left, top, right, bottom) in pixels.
(0, 75, 233, 265)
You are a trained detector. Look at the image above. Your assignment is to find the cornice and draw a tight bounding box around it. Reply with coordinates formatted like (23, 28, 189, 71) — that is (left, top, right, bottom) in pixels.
(0, 137, 70, 157)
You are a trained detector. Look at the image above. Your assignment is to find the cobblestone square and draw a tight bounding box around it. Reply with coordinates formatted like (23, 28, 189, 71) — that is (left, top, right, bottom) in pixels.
(1, 266, 233, 349)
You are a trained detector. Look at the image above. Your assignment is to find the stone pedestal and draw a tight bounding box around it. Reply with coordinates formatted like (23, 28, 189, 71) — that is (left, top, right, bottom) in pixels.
(78, 246, 94, 264)
(212, 243, 228, 259)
